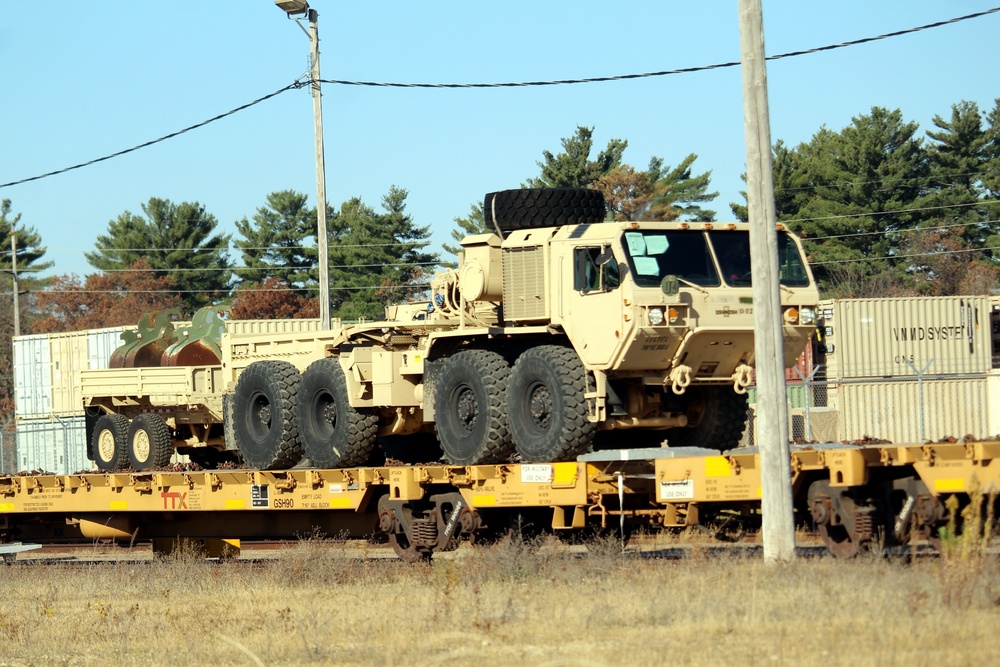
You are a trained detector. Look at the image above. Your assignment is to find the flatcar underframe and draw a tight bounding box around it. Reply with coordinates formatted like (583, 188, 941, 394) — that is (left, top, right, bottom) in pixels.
(2, 442, 999, 561)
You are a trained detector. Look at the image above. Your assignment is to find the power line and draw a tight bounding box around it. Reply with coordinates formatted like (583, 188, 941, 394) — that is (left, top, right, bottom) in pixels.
(1, 8, 996, 189)
(320, 8, 1000, 88)
(0, 82, 304, 190)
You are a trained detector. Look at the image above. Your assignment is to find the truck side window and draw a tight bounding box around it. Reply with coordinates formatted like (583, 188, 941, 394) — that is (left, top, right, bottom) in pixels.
(574, 247, 620, 292)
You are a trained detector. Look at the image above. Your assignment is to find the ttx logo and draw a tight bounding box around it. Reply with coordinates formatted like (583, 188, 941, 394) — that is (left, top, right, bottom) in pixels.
(161, 491, 188, 510)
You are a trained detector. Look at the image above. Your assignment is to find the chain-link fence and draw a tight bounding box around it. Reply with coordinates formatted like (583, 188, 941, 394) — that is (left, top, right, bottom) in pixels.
(0, 428, 15, 474)
(743, 366, 998, 446)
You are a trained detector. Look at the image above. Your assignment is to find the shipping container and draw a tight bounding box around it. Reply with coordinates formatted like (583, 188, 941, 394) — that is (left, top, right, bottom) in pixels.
(836, 375, 994, 444)
(14, 327, 130, 419)
(14, 416, 92, 475)
(13, 334, 51, 417)
(819, 296, 996, 380)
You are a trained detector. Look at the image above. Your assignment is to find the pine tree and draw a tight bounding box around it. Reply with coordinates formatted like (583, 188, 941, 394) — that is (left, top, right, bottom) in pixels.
(85, 197, 233, 311)
(524, 126, 627, 189)
(442, 202, 489, 260)
(327, 187, 437, 321)
(234, 190, 315, 292)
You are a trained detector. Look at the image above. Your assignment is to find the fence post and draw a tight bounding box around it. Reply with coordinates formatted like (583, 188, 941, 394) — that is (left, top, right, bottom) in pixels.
(903, 358, 934, 442)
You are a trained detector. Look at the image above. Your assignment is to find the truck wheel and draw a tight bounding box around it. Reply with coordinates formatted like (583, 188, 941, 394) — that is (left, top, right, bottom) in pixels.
(126, 413, 173, 470)
(483, 188, 606, 233)
(298, 358, 378, 468)
(92, 414, 130, 471)
(508, 346, 596, 462)
(667, 387, 749, 450)
(434, 350, 513, 465)
(232, 360, 304, 470)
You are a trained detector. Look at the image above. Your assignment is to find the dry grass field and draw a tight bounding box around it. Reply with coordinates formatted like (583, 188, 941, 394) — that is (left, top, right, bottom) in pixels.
(1, 530, 999, 667)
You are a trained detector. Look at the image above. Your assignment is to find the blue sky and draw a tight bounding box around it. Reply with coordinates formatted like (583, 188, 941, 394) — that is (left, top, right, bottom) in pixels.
(2, 1, 998, 279)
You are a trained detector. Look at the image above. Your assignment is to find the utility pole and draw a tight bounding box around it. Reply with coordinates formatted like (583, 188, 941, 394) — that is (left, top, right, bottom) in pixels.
(275, 1, 331, 330)
(737, 0, 795, 562)
(9, 226, 18, 338)
(308, 7, 331, 331)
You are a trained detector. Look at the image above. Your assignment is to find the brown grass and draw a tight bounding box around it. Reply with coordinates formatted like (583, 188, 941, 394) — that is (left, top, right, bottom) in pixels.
(1, 534, 999, 666)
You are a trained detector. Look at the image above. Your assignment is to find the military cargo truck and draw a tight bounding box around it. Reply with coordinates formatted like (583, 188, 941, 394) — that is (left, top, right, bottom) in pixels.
(81, 188, 819, 471)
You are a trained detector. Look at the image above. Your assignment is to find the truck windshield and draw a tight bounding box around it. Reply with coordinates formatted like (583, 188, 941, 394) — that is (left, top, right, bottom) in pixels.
(708, 230, 811, 287)
(622, 230, 721, 287)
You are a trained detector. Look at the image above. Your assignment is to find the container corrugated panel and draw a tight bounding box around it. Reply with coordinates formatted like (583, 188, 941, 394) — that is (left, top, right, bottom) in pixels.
(13, 335, 51, 418)
(49, 331, 91, 416)
(225, 319, 322, 336)
(88, 326, 130, 371)
(824, 296, 993, 379)
(15, 416, 91, 475)
(836, 377, 990, 444)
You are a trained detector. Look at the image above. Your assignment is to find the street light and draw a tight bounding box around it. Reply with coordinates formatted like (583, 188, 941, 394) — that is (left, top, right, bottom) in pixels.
(275, 0, 332, 330)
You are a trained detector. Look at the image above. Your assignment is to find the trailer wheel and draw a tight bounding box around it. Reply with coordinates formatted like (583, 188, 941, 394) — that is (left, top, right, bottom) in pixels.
(126, 413, 173, 470)
(666, 387, 748, 450)
(434, 350, 513, 465)
(483, 188, 606, 233)
(508, 346, 595, 462)
(232, 360, 304, 470)
(298, 358, 378, 468)
(92, 414, 130, 471)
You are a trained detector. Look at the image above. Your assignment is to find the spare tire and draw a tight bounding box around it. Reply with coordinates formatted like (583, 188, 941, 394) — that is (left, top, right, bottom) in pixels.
(483, 188, 606, 233)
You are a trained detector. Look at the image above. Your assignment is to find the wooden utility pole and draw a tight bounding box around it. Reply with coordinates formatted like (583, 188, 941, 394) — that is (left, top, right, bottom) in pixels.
(737, 0, 795, 562)
(9, 226, 18, 338)
(308, 8, 331, 330)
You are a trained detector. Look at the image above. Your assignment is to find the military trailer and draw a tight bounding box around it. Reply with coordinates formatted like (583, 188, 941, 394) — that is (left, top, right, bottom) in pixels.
(80, 188, 820, 471)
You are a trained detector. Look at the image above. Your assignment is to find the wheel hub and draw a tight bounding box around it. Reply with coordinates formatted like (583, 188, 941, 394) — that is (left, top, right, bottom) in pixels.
(528, 385, 553, 428)
(456, 387, 478, 432)
(133, 430, 150, 461)
(98, 430, 116, 462)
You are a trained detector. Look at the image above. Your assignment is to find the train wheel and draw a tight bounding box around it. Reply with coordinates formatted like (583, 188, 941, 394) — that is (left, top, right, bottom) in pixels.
(298, 358, 378, 468)
(508, 346, 595, 462)
(434, 350, 513, 465)
(232, 360, 304, 470)
(126, 413, 173, 470)
(92, 414, 130, 471)
(808, 479, 875, 558)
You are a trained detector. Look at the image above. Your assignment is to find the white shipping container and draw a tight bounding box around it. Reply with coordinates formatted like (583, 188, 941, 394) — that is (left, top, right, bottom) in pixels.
(13, 335, 51, 417)
(836, 376, 992, 444)
(821, 296, 995, 379)
(15, 416, 92, 475)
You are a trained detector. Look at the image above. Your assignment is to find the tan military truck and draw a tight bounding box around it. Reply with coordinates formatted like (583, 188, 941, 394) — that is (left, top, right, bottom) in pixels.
(82, 188, 820, 471)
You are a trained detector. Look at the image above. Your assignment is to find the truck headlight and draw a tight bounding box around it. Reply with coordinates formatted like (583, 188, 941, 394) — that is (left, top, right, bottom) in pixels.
(648, 307, 665, 326)
(799, 307, 816, 325)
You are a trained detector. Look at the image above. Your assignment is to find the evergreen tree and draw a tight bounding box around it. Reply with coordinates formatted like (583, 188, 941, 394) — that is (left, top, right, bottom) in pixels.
(85, 197, 232, 310)
(1, 199, 52, 277)
(524, 126, 627, 189)
(442, 202, 489, 259)
(234, 190, 315, 292)
(328, 187, 437, 321)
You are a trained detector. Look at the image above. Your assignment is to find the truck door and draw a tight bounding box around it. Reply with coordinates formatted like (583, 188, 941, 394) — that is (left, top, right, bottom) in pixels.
(561, 245, 628, 368)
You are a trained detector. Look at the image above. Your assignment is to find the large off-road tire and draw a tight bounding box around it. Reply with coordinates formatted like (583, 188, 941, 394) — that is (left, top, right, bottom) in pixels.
(483, 188, 606, 233)
(231, 360, 304, 470)
(92, 413, 130, 471)
(508, 346, 596, 462)
(126, 413, 173, 470)
(666, 387, 749, 450)
(433, 350, 513, 465)
(298, 358, 378, 468)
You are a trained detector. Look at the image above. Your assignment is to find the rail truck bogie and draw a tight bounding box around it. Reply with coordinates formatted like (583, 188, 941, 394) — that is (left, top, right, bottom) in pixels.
(80, 188, 819, 471)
